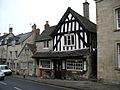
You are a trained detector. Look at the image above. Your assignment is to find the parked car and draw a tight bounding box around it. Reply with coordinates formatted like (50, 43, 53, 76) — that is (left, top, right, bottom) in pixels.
(0, 68, 5, 80)
(0, 65, 12, 76)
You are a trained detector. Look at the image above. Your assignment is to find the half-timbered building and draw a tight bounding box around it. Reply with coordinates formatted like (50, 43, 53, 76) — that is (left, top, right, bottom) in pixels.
(33, 6, 97, 80)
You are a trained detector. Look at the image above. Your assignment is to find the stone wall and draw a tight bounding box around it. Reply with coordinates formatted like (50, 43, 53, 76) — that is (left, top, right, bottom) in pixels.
(96, 0, 120, 83)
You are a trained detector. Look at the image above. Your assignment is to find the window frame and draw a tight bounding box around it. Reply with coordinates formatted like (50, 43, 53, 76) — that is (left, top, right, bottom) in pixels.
(117, 43, 120, 69)
(66, 59, 84, 71)
(15, 51, 18, 59)
(41, 60, 51, 69)
(44, 40, 49, 49)
(64, 34, 75, 46)
(115, 8, 120, 30)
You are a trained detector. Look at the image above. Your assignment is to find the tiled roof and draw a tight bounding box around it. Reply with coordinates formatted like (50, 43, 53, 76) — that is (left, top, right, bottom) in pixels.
(32, 49, 89, 59)
(36, 26, 56, 42)
(51, 7, 96, 36)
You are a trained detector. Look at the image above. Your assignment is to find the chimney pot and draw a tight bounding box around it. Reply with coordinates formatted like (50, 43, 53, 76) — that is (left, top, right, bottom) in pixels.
(9, 27, 13, 33)
(44, 21, 49, 30)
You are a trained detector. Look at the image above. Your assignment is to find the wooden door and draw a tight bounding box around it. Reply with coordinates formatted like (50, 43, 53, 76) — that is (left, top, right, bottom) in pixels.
(54, 60, 62, 79)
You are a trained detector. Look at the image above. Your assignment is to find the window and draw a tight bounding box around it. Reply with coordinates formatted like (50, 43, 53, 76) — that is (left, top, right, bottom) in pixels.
(15, 51, 18, 59)
(117, 43, 120, 68)
(115, 8, 120, 29)
(41, 60, 51, 69)
(66, 60, 83, 71)
(64, 34, 75, 46)
(44, 41, 49, 48)
(10, 51, 12, 59)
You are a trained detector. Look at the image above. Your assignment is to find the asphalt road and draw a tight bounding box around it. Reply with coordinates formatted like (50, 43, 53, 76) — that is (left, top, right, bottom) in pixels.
(0, 76, 73, 90)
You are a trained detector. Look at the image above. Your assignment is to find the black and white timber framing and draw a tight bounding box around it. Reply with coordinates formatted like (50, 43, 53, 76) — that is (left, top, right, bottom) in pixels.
(51, 7, 96, 52)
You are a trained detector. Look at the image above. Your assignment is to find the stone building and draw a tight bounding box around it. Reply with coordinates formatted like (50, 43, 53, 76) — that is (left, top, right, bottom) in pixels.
(17, 43, 36, 76)
(3, 24, 40, 74)
(34, 21, 55, 77)
(0, 27, 14, 64)
(95, 0, 120, 83)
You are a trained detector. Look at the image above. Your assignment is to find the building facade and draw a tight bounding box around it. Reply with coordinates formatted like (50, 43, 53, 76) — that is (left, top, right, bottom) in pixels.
(0, 28, 14, 64)
(33, 5, 97, 80)
(95, 0, 120, 83)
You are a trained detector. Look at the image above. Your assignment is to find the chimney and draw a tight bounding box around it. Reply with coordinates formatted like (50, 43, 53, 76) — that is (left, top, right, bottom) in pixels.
(32, 24, 36, 31)
(35, 28, 40, 41)
(83, 0, 89, 19)
(44, 21, 49, 30)
(9, 27, 13, 33)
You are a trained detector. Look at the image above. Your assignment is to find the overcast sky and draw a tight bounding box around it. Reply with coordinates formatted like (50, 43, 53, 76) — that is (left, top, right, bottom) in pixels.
(0, 0, 96, 35)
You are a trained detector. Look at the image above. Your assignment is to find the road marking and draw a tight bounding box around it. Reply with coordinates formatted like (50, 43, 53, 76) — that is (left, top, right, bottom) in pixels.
(0, 81, 7, 85)
(14, 87, 22, 90)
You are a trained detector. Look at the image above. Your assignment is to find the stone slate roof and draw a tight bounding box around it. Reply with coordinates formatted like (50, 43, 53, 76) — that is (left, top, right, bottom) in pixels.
(51, 7, 96, 36)
(16, 32, 32, 44)
(32, 49, 89, 59)
(8, 32, 32, 46)
(36, 26, 56, 42)
(0, 34, 9, 40)
(0, 33, 14, 45)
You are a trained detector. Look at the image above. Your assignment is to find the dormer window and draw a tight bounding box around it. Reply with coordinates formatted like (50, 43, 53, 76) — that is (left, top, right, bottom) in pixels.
(44, 41, 49, 48)
(5, 39, 7, 44)
(115, 8, 120, 30)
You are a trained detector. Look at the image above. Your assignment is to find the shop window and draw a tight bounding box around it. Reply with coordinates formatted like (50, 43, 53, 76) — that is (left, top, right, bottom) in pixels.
(66, 60, 83, 71)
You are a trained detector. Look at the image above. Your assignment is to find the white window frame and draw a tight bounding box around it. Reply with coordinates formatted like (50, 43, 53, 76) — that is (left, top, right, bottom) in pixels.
(64, 34, 75, 46)
(44, 41, 49, 49)
(115, 8, 120, 30)
(66, 59, 83, 71)
(117, 43, 120, 68)
(41, 60, 51, 69)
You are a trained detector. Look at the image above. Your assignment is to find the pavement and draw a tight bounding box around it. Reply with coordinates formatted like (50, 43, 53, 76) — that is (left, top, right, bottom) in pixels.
(12, 75, 120, 90)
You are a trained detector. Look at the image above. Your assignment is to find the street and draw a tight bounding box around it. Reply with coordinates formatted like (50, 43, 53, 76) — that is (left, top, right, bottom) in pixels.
(0, 76, 73, 90)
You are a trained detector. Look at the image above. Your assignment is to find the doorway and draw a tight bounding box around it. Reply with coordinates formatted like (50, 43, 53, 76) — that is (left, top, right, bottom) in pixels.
(54, 60, 62, 79)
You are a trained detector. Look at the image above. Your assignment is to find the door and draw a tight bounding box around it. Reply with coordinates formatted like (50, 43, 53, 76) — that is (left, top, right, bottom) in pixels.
(54, 60, 62, 79)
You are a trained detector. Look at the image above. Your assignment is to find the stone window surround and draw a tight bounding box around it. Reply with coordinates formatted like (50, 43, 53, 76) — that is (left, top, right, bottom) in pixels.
(114, 6, 120, 31)
(115, 41, 120, 71)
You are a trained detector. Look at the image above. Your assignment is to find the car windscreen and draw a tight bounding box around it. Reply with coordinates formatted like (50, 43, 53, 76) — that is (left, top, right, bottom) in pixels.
(1, 66, 9, 70)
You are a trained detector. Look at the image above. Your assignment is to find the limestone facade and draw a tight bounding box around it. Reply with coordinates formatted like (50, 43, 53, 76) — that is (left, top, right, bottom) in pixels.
(96, 0, 120, 83)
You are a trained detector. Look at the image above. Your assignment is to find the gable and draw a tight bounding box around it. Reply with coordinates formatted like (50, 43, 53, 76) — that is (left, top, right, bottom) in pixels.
(18, 43, 36, 57)
(51, 7, 97, 51)
(51, 7, 96, 37)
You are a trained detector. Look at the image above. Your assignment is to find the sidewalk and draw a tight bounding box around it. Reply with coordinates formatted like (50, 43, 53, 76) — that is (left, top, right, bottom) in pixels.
(12, 75, 120, 90)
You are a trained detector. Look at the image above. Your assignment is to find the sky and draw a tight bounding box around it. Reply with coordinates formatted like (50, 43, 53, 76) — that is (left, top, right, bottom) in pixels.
(0, 0, 96, 35)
